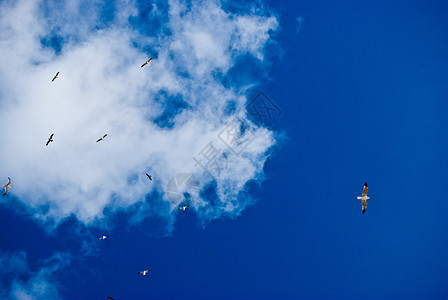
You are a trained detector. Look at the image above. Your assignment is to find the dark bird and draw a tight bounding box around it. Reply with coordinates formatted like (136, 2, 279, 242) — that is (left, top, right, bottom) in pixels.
(146, 173, 152, 181)
(52, 71, 60, 82)
(46, 133, 54, 146)
(141, 58, 153, 68)
(107, 297, 114, 300)
(98, 235, 109, 240)
(178, 205, 189, 211)
(357, 182, 370, 214)
(2, 177, 11, 196)
(138, 270, 151, 276)
(96, 134, 108, 143)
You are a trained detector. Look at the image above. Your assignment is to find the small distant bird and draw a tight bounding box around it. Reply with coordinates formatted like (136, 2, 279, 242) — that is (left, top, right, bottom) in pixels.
(52, 71, 59, 82)
(46, 133, 54, 146)
(2, 177, 11, 196)
(107, 297, 114, 300)
(357, 182, 370, 214)
(96, 134, 108, 143)
(138, 270, 151, 276)
(141, 58, 153, 68)
(98, 235, 109, 240)
(178, 205, 189, 211)
(146, 173, 152, 181)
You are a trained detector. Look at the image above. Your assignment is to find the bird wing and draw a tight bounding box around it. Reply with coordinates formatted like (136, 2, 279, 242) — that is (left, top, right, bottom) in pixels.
(141, 62, 147, 68)
(50, 133, 54, 139)
(362, 182, 368, 196)
(3, 186, 9, 196)
(52, 72, 59, 81)
(96, 138, 102, 142)
(6, 177, 11, 186)
(362, 198, 367, 214)
(46, 140, 50, 146)
(103, 134, 107, 138)
(148, 58, 153, 63)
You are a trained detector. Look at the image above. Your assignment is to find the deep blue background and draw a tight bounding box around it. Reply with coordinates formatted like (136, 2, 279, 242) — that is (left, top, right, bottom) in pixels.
(1, 0, 448, 299)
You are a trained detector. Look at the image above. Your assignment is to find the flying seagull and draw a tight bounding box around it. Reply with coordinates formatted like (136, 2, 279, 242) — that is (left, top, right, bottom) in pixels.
(98, 235, 109, 240)
(178, 205, 189, 211)
(52, 71, 60, 82)
(96, 134, 108, 143)
(146, 173, 152, 181)
(46, 133, 54, 146)
(357, 182, 370, 214)
(2, 177, 11, 196)
(141, 58, 153, 68)
(138, 270, 151, 276)
(107, 297, 114, 300)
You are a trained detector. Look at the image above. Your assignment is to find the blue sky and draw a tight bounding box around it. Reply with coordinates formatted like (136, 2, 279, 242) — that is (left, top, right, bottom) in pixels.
(1, 0, 448, 299)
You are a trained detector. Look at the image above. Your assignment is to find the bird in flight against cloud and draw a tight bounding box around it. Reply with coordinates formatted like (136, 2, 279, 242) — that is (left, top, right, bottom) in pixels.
(98, 235, 109, 240)
(2, 177, 11, 196)
(51, 71, 59, 82)
(178, 205, 189, 211)
(141, 58, 153, 68)
(146, 173, 152, 181)
(96, 134, 108, 143)
(46, 133, 54, 146)
(357, 182, 370, 214)
(138, 270, 151, 276)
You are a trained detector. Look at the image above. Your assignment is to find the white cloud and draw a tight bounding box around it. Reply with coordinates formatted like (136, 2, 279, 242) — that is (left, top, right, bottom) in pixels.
(0, 0, 279, 226)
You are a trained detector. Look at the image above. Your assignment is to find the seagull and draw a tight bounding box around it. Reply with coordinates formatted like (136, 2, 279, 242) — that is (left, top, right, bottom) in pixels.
(178, 205, 189, 211)
(141, 58, 153, 68)
(2, 177, 11, 196)
(98, 235, 109, 240)
(138, 270, 151, 276)
(106, 297, 114, 300)
(357, 182, 370, 214)
(146, 173, 152, 181)
(46, 133, 54, 146)
(96, 134, 108, 143)
(52, 71, 59, 82)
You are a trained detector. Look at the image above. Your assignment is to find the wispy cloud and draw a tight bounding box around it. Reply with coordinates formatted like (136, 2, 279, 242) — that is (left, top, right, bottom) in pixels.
(0, 0, 279, 227)
(0, 250, 70, 300)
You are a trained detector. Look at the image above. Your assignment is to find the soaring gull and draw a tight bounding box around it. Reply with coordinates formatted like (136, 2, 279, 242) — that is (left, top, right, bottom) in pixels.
(2, 177, 11, 196)
(141, 58, 153, 68)
(146, 173, 152, 181)
(178, 205, 189, 211)
(138, 270, 151, 276)
(98, 235, 109, 240)
(357, 182, 370, 214)
(51, 71, 59, 82)
(96, 134, 108, 143)
(46, 133, 54, 146)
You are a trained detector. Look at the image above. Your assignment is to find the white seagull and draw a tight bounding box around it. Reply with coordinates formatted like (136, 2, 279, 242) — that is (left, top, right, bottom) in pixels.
(96, 134, 108, 143)
(2, 177, 11, 196)
(52, 71, 60, 82)
(357, 182, 370, 214)
(138, 270, 151, 276)
(178, 205, 189, 211)
(46, 133, 54, 146)
(141, 58, 153, 68)
(98, 235, 109, 240)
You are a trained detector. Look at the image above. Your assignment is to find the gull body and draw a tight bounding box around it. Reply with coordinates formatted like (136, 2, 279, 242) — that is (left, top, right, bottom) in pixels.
(98, 235, 109, 240)
(357, 182, 370, 214)
(2, 177, 11, 196)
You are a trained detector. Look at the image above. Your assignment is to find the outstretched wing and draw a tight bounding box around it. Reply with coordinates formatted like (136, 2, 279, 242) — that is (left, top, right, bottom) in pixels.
(362, 199, 367, 214)
(103, 134, 107, 139)
(3, 186, 9, 196)
(6, 177, 11, 186)
(362, 182, 368, 196)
